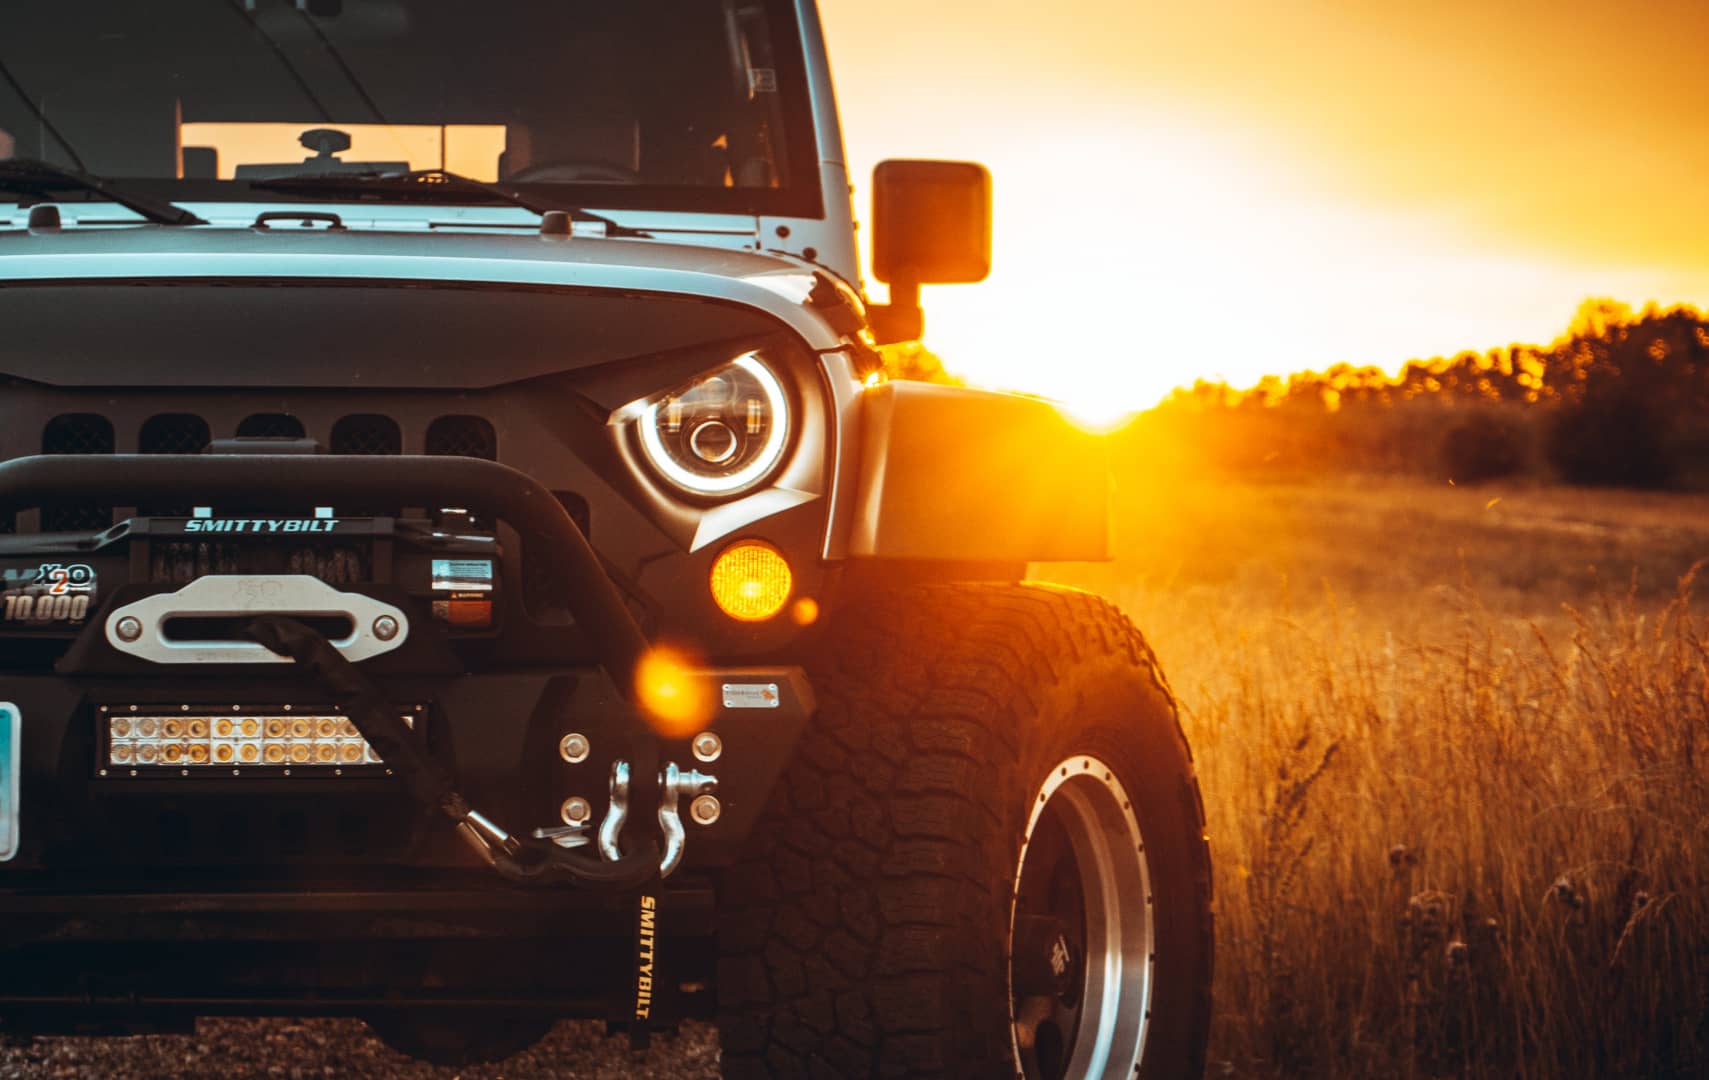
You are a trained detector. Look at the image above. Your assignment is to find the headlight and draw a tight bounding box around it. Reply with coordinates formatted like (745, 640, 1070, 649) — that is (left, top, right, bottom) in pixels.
(637, 354, 790, 496)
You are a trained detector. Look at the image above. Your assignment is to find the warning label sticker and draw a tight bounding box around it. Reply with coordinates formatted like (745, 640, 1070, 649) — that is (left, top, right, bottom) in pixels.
(431, 559, 494, 593)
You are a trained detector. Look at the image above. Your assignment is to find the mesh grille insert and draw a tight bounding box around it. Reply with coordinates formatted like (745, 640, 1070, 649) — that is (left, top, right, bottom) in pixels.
(41, 413, 114, 532)
(330, 415, 404, 516)
(331, 415, 402, 456)
(140, 414, 211, 455)
(139, 414, 212, 517)
(425, 416, 497, 460)
(237, 414, 306, 439)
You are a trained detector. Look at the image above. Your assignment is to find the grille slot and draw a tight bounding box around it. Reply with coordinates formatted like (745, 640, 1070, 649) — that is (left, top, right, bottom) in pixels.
(140, 413, 212, 516)
(140, 413, 211, 455)
(41, 413, 114, 532)
(331, 415, 402, 456)
(237, 413, 306, 438)
(426, 415, 497, 460)
(330, 416, 405, 515)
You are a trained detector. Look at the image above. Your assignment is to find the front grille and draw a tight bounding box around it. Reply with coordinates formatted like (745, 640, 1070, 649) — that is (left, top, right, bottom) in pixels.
(426, 415, 498, 460)
(41, 413, 114, 531)
(237, 413, 306, 439)
(5, 411, 508, 533)
(331, 415, 402, 456)
(331, 416, 404, 516)
(140, 413, 212, 455)
(140, 413, 212, 516)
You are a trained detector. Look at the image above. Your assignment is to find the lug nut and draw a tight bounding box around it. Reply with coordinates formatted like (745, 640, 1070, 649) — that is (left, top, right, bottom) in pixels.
(114, 616, 143, 642)
(372, 615, 400, 642)
(559, 733, 591, 763)
(561, 797, 593, 825)
(690, 794, 721, 826)
(691, 731, 722, 763)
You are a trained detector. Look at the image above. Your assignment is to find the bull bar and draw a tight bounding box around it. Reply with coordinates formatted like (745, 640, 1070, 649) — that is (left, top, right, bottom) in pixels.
(0, 453, 671, 888)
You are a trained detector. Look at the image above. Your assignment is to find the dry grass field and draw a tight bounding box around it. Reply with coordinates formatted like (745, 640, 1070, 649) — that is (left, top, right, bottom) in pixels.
(7, 470, 1703, 1079)
(1047, 468, 1709, 1077)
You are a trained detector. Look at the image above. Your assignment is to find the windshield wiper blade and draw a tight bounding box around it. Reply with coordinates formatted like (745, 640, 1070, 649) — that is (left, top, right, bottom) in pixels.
(0, 159, 205, 226)
(247, 170, 650, 238)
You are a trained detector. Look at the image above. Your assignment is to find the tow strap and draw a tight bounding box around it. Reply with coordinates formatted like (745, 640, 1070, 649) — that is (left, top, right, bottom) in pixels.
(246, 615, 661, 890)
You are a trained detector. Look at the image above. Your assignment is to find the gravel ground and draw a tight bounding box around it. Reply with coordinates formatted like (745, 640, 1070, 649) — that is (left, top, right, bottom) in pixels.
(0, 1019, 719, 1079)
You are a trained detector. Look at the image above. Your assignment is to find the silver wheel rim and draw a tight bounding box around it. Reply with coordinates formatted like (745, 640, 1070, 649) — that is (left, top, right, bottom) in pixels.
(1008, 755, 1154, 1079)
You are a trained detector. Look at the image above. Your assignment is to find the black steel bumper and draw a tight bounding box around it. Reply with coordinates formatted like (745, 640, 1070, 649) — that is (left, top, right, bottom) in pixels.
(0, 454, 813, 974)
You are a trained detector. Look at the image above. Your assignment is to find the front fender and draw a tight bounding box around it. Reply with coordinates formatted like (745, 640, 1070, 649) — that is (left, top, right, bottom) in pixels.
(846, 381, 1108, 563)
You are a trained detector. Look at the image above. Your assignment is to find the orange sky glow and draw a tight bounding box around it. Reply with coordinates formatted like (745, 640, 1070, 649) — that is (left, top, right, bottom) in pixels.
(821, 0, 1709, 423)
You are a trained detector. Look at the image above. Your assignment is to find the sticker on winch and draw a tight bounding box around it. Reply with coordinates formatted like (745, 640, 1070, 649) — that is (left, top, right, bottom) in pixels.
(432, 596, 494, 628)
(722, 683, 780, 709)
(431, 559, 494, 592)
(0, 703, 18, 861)
(2, 563, 97, 626)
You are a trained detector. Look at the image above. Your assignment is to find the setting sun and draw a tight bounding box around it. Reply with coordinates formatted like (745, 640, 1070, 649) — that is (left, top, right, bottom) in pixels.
(821, 0, 1709, 415)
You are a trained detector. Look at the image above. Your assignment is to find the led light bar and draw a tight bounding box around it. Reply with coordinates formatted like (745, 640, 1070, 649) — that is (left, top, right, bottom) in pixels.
(98, 705, 420, 777)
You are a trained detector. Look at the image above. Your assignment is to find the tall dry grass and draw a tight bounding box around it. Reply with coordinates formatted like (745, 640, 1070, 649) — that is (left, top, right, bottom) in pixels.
(1050, 476, 1709, 1077)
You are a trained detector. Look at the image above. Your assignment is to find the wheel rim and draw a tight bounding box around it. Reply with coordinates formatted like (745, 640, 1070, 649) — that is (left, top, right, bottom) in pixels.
(1009, 755, 1154, 1079)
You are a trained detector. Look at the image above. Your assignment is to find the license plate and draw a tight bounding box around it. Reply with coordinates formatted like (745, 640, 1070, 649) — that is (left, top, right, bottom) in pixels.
(0, 702, 17, 861)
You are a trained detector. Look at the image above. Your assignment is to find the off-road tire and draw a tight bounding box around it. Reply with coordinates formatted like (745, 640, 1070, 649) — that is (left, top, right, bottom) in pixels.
(716, 583, 1213, 1078)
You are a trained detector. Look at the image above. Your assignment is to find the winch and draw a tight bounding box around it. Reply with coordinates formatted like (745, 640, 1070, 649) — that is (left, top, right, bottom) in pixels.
(0, 507, 503, 648)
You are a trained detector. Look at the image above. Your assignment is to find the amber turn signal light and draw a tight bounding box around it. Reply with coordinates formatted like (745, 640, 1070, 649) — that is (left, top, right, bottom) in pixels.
(710, 541, 792, 622)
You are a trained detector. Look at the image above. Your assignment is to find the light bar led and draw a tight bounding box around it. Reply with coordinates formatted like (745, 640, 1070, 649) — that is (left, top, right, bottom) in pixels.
(98, 705, 420, 777)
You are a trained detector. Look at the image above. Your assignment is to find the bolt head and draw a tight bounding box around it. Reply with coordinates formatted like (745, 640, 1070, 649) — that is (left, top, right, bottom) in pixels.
(692, 731, 722, 763)
(559, 732, 591, 763)
(690, 794, 721, 826)
(372, 615, 400, 642)
(114, 616, 143, 642)
(561, 796, 592, 825)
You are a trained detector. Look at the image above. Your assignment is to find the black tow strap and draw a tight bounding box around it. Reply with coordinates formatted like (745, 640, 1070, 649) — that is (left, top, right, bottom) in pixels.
(246, 615, 661, 890)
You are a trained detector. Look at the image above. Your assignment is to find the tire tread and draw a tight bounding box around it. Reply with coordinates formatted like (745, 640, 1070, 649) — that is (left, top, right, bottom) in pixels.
(717, 583, 1212, 1078)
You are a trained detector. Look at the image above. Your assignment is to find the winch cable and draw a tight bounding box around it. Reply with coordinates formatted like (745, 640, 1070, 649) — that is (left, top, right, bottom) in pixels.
(246, 615, 661, 890)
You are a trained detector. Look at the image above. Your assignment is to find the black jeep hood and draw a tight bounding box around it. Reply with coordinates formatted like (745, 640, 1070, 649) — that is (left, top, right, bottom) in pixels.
(0, 280, 782, 390)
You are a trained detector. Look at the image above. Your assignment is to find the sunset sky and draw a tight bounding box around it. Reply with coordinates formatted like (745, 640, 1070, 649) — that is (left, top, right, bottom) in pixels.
(820, 0, 1709, 421)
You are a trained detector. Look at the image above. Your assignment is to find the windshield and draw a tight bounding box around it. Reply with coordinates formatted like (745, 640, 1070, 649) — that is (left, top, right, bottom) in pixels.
(0, 0, 819, 216)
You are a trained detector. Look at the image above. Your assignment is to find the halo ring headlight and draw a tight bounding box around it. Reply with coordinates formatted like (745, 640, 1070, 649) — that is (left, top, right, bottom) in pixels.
(638, 354, 790, 496)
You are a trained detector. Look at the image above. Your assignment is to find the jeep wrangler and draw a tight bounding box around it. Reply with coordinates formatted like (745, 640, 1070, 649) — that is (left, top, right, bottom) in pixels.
(0, 2, 1212, 1077)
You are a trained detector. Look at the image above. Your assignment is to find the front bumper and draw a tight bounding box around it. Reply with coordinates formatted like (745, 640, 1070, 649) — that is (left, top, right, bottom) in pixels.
(0, 453, 813, 921)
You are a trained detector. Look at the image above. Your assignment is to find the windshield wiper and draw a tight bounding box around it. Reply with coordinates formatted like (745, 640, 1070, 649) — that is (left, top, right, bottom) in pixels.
(0, 159, 205, 226)
(247, 170, 650, 238)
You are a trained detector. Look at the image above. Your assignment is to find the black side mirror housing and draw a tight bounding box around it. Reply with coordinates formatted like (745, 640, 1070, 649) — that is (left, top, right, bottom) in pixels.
(868, 160, 992, 345)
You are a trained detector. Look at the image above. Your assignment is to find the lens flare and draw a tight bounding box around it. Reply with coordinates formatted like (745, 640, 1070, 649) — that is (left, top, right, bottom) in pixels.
(634, 645, 715, 737)
(790, 596, 820, 626)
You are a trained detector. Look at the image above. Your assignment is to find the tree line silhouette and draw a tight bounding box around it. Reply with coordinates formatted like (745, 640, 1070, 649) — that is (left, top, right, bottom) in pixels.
(894, 299, 1709, 489)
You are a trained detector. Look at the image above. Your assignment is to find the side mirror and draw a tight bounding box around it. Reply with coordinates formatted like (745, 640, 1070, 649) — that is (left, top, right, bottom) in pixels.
(869, 159, 992, 344)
